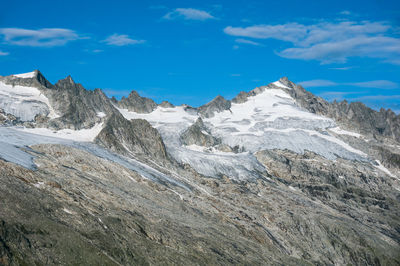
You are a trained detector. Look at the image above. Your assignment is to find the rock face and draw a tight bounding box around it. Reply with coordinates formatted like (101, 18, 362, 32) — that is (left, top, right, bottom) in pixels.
(95, 113, 169, 162)
(198, 95, 231, 118)
(44, 76, 117, 129)
(1, 144, 399, 265)
(117, 90, 157, 113)
(180, 118, 220, 147)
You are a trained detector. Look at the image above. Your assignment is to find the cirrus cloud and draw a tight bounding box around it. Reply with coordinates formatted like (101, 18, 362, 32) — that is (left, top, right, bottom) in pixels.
(0, 28, 80, 47)
(299, 79, 398, 89)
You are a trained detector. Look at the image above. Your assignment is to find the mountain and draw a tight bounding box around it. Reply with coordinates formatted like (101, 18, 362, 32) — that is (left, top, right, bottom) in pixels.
(0, 71, 399, 265)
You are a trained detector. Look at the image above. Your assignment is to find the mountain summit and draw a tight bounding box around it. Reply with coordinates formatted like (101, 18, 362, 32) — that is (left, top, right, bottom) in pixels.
(0, 70, 399, 265)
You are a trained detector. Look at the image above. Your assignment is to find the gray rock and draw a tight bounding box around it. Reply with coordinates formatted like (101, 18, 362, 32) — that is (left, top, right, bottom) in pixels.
(159, 101, 174, 108)
(117, 91, 157, 113)
(180, 118, 220, 147)
(95, 113, 169, 162)
(198, 95, 231, 118)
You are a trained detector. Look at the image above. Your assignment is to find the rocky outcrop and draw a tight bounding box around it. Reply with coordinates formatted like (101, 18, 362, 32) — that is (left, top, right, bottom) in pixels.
(180, 118, 220, 147)
(159, 101, 174, 108)
(198, 95, 231, 118)
(95, 113, 169, 161)
(117, 91, 157, 113)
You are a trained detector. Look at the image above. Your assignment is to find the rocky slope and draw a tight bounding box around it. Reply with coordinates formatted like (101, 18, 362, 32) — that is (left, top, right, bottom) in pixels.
(0, 70, 399, 265)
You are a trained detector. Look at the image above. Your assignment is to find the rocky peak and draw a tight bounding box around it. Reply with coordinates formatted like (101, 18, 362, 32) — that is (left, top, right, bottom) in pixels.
(55, 75, 77, 89)
(198, 95, 231, 118)
(35, 70, 53, 88)
(0, 69, 53, 89)
(117, 90, 157, 113)
(159, 101, 174, 108)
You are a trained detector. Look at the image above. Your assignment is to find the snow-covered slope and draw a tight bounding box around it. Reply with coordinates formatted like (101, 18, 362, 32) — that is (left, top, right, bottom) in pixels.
(0, 73, 58, 121)
(116, 82, 368, 180)
(206, 86, 366, 160)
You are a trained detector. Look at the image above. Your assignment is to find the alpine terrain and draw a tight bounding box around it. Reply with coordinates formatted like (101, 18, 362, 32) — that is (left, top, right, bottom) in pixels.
(0, 70, 399, 265)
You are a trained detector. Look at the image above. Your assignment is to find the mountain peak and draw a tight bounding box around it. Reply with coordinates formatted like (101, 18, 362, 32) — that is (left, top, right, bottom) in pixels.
(117, 90, 157, 113)
(198, 95, 231, 118)
(55, 75, 77, 89)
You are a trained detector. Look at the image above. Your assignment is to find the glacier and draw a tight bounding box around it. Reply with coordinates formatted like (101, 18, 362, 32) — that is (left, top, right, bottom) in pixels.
(0, 126, 191, 190)
(0, 80, 58, 121)
(117, 83, 368, 180)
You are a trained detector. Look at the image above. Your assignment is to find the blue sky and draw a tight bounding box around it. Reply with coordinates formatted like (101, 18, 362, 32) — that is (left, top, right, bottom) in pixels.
(1, 0, 399, 112)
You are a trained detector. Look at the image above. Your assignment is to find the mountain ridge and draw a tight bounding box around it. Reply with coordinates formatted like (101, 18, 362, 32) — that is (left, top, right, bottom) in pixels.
(0, 70, 399, 265)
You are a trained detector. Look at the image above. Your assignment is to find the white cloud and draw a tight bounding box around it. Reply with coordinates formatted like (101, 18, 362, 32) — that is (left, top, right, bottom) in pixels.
(103, 34, 145, 46)
(224, 21, 400, 64)
(0, 28, 80, 47)
(299, 79, 399, 89)
(235, 38, 262, 46)
(348, 80, 399, 89)
(163, 8, 215, 21)
(224, 23, 306, 43)
(0, 50, 9, 56)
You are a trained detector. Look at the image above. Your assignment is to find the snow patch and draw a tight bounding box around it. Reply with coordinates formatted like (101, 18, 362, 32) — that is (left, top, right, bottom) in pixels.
(272, 81, 291, 90)
(63, 208, 73, 214)
(15, 123, 104, 142)
(13, 71, 36, 79)
(33, 181, 45, 188)
(374, 160, 396, 178)
(97, 112, 106, 118)
(329, 127, 362, 138)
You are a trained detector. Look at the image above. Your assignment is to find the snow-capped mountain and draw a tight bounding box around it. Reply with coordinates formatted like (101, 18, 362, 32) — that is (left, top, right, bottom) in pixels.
(1, 70, 399, 265)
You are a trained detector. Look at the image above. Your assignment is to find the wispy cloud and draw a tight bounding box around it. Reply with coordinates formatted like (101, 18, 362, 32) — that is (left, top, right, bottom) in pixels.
(348, 80, 399, 89)
(329, 66, 353, 70)
(339, 10, 351, 15)
(0, 50, 9, 56)
(102, 34, 145, 46)
(235, 38, 262, 46)
(350, 94, 400, 101)
(299, 79, 399, 89)
(0, 28, 80, 47)
(224, 21, 400, 64)
(298, 80, 338, 87)
(163, 8, 215, 21)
